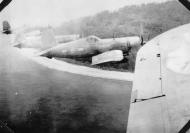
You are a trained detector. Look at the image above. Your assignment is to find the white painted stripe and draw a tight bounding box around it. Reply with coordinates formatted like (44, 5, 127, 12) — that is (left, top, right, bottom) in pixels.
(19, 48, 134, 81)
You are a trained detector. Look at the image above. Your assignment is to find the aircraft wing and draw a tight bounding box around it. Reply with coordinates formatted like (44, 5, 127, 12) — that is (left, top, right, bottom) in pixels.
(91, 50, 124, 65)
(0, 33, 132, 132)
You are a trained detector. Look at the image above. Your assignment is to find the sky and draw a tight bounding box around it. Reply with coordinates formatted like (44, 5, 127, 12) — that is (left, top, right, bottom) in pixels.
(0, 0, 174, 28)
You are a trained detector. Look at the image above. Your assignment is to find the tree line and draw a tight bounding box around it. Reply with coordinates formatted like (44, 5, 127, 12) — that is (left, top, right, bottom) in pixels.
(54, 1, 190, 40)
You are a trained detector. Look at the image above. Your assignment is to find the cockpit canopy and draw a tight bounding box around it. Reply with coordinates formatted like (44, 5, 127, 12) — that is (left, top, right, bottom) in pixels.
(86, 35, 100, 43)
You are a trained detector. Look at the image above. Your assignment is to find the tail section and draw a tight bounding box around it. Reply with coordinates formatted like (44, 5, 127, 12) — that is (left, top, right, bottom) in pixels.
(36, 28, 57, 58)
(40, 28, 57, 50)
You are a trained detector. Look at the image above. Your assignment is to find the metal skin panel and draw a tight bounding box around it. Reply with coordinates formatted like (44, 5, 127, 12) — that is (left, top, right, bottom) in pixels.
(127, 97, 170, 133)
(132, 40, 162, 100)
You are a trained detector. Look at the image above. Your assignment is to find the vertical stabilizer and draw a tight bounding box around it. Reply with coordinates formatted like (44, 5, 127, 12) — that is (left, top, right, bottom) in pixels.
(41, 28, 57, 50)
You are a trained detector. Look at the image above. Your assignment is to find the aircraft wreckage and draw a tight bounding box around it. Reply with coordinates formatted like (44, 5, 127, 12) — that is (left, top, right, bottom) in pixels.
(12, 29, 143, 65)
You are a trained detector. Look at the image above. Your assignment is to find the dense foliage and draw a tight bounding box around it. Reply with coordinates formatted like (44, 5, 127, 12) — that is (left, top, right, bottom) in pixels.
(53, 1, 190, 72)
(54, 1, 190, 40)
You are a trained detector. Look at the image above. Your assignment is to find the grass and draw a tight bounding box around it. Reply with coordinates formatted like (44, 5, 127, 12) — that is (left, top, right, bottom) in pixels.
(56, 45, 141, 73)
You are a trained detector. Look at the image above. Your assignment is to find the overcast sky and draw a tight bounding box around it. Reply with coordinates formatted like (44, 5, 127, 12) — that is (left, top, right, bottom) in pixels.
(1, 0, 173, 28)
